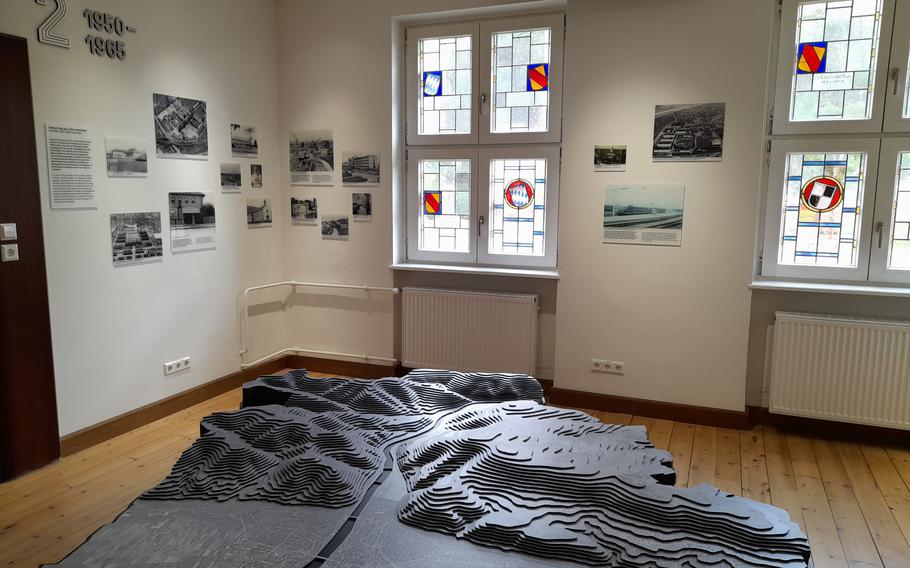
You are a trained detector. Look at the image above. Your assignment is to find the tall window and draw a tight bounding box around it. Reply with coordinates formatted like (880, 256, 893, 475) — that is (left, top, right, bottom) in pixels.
(404, 14, 564, 269)
(762, 0, 910, 284)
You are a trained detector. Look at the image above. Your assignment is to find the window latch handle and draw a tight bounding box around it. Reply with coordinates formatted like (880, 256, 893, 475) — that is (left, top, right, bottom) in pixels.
(876, 221, 885, 248)
(892, 68, 901, 96)
(478, 215, 485, 237)
(479, 92, 487, 116)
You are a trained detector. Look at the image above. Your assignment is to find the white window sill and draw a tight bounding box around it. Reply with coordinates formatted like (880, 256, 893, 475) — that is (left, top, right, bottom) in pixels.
(391, 262, 559, 279)
(750, 279, 910, 298)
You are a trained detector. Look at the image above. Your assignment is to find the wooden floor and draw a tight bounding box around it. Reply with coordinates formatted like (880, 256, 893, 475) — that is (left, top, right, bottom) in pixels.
(3, 381, 910, 567)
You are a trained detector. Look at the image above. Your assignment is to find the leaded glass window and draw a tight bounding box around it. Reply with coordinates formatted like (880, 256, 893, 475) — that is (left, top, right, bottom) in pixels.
(777, 151, 867, 267)
(789, 0, 884, 122)
(418, 159, 471, 252)
(418, 35, 472, 135)
(887, 152, 910, 269)
(490, 28, 551, 133)
(488, 158, 547, 255)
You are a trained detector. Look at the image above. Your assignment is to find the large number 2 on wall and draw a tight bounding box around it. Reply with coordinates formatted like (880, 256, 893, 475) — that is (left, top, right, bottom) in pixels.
(35, 0, 69, 49)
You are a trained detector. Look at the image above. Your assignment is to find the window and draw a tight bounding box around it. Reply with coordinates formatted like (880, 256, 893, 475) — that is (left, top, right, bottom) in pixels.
(403, 14, 564, 270)
(761, 0, 910, 285)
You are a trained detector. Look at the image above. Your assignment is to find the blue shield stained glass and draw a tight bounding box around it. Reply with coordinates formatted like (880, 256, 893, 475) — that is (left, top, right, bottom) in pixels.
(423, 71, 442, 97)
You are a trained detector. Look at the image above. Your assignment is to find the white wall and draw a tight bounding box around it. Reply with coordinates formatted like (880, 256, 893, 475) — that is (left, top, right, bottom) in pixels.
(553, 0, 773, 411)
(1, 0, 286, 435)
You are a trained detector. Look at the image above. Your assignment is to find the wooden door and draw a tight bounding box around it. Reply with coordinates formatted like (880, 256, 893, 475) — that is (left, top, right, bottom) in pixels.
(0, 33, 60, 481)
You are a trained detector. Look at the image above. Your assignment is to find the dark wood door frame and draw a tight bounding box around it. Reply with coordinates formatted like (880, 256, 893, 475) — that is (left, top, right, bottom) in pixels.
(0, 32, 60, 481)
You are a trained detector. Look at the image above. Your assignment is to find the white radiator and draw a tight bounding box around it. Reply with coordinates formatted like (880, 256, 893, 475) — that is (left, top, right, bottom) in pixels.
(401, 287, 539, 375)
(769, 311, 910, 429)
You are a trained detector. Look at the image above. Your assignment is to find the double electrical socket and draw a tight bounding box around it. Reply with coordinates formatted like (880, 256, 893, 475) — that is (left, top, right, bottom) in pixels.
(163, 356, 191, 377)
(591, 358, 625, 375)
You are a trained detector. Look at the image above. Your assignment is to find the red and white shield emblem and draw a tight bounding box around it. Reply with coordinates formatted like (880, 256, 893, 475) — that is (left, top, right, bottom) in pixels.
(504, 179, 534, 209)
(801, 176, 843, 213)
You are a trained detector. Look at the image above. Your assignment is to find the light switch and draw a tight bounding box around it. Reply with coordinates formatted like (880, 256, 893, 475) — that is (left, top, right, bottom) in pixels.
(1, 244, 19, 262)
(0, 223, 16, 242)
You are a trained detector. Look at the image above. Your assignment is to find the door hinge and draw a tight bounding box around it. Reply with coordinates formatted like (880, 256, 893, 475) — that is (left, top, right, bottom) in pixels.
(766, 140, 772, 165)
(767, 107, 774, 135)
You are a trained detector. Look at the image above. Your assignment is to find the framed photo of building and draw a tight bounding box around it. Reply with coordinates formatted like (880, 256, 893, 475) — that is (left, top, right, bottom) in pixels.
(221, 163, 242, 192)
(246, 198, 272, 227)
(105, 136, 148, 178)
(652, 103, 725, 162)
(352, 192, 372, 221)
(153, 93, 208, 159)
(110, 212, 163, 266)
(342, 151, 380, 185)
(321, 214, 349, 240)
(290, 129, 334, 186)
(169, 192, 216, 253)
(594, 145, 626, 172)
(291, 196, 317, 224)
(250, 164, 263, 188)
(230, 124, 258, 158)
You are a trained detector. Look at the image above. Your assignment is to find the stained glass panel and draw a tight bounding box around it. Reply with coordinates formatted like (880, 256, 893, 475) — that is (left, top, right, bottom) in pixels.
(488, 158, 547, 256)
(887, 152, 910, 269)
(418, 159, 471, 253)
(789, 0, 883, 122)
(418, 35, 472, 136)
(778, 151, 867, 267)
(490, 28, 551, 134)
(904, 50, 910, 118)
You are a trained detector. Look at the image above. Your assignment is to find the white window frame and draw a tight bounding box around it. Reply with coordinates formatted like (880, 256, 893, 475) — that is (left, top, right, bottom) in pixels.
(883, 1, 910, 132)
(402, 13, 564, 271)
(478, 13, 565, 145)
(761, 137, 881, 281)
(771, 0, 896, 136)
(869, 138, 910, 282)
(406, 22, 480, 146)
(477, 145, 561, 268)
(405, 147, 478, 264)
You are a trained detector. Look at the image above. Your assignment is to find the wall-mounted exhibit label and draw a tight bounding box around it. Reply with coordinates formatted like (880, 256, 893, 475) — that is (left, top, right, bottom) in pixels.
(169, 192, 216, 253)
(46, 123, 97, 209)
(603, 184, 685, 247)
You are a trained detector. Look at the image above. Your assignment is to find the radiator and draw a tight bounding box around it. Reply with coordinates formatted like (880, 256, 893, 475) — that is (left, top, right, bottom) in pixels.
(401, 287, 539, 375)
(769, 311, 910, 429)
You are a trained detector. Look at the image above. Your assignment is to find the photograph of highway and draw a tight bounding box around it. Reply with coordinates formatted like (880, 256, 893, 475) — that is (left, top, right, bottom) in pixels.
(321, 214, 349, 240)
(110, 212, 163, 266)
(603, 183, 685, 246)
(652, 103, 724, 161)
(105, 136, 148, 178)
(230, 124, 258, 158)
(342, 151, 380, 185)
(221, 163, 242, 191)
(290, 129, 334, 185)
(153, 93, 208, 159)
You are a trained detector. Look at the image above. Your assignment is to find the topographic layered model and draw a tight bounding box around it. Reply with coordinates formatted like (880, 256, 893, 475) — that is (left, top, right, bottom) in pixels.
(50, 369, 811, 567)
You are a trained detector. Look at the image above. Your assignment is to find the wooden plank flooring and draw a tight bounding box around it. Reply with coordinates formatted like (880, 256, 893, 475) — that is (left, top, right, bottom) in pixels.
(3, 382, 910, 566)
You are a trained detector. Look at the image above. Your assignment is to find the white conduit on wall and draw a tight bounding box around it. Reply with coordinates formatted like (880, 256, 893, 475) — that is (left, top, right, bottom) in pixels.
(240, 281, 400, 369)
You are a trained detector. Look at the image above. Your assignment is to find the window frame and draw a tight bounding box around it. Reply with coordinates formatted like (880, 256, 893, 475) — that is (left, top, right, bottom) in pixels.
(761, 137, 881, 282)
(402, 13, 564, 271)
(771, 0, 896, 136)
(405, 22, 480, 146)
(405, 147, 479, 264)
(883, 0, 910, 132)
(478, 13, 565, 145)
(869, 138, 910, 282)
(477, 144, 561, 268)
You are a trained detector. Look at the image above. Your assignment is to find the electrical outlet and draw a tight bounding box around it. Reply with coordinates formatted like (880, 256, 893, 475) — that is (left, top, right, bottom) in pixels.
(591, 358, 625, 375)
(163, 356, 191, 377)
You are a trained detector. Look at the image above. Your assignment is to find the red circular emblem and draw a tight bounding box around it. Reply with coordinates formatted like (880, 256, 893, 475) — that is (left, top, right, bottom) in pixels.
(800, 176, 844, 213)
(504, 179, 534, 209)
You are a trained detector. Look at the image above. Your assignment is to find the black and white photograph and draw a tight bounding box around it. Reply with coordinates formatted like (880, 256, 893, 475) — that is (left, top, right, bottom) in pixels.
(321, 214, 349, 240)
(290, 129, 334, 186)
(230, 124, 258, 158)
(342, 151, 380, 185)
(246, 198, 272, 227)
(594, 145, 627, 172)
(352, 192, 372, 221)
(110, 212, 163, 266)
(250, 163, 263, 188)
(603, 184, 685, 247)
(105, 136, 148, 178)
(153, 93, 208, 159)
(652, 103, 725, 162)
(169, 192, 216, 253)
(221, 163, 242, 192)
(291, 196, 317, 224)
